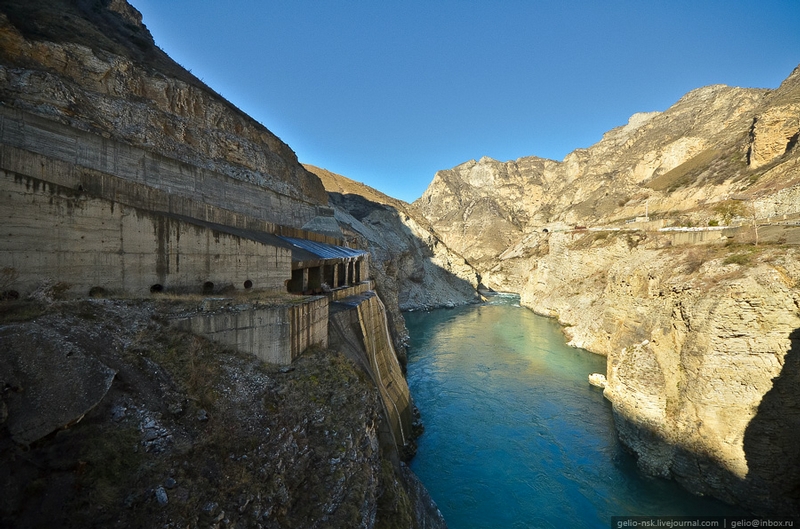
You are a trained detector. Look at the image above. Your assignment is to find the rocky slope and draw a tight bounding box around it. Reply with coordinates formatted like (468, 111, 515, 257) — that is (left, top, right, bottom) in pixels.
(416, 67, 800, 270)
(0, 0, 326, 203)
(415, 65, 800, 514)
(306, 164, 482, 363)
(0, 294, 444, 528)
(0, 1, 454, 527)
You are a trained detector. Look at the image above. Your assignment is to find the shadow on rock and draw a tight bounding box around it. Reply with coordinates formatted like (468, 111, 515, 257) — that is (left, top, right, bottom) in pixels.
(743, 327, 800, 515)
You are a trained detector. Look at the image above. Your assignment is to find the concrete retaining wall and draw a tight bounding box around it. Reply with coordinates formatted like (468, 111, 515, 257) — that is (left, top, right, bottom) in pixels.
(659, 227, 740, 246)
(173, 297, 329, 365)
(329, 281, 374, 301)
(288, 297, 330, 360)
(0, 170, 291, 296)
(328, 293, 412, 450)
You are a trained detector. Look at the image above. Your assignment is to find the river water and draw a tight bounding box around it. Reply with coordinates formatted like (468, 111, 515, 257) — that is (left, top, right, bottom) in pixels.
(404, 295, 740, 529)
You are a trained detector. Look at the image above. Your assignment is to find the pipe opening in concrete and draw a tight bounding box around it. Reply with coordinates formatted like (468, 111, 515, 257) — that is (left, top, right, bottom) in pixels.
(150, 284, 164, 293)
(89, 286, 108, 298)
(203, 281, 214, 294)
(244, 280, 253, 289)
(0, 290, 20, 301)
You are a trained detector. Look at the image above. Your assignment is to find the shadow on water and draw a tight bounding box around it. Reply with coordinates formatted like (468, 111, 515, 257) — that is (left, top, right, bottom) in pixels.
(405, 299, 748, 528)
(328, 190, 482, 366)
(742, 327, 800, 515)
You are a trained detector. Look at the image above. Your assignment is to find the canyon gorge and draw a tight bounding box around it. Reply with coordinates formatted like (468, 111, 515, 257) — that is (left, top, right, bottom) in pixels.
(1, 0, 799, 525)
(413, 65, 800, 515)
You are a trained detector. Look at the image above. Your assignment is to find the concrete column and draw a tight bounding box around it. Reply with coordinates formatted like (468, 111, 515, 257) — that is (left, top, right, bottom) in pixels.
(308, 267, 321, 291)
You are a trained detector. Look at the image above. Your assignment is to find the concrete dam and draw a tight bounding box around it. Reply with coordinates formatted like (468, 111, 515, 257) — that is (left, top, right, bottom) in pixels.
(0, 105, 412, 450)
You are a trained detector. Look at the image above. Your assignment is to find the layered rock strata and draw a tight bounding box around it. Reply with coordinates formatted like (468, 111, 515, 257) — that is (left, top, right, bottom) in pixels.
(307, 164, 482, 362)
(0, 2, 453, 527)
(0, 4, 326, 203)
(415, 65, 800, 514)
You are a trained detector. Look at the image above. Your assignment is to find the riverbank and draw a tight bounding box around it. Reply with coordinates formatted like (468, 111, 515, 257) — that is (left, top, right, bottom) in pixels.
(404, 299, 745, 528)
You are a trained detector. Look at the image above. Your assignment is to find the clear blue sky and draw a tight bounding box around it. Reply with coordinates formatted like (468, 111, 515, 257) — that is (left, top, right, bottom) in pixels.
(130, 1, 799, 203)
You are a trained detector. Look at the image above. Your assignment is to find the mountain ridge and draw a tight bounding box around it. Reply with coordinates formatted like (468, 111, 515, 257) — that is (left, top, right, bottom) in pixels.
(411, 64, 800, 514)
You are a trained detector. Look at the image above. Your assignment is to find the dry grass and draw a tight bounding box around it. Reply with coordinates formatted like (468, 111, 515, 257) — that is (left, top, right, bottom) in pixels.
(569, 231, 611, 250)
(0, 299, 47, 323)
(723, 253, 752, 266)
(681, 248, 712, 274)
(0, 267, 19, 290)
(646, 149, 722, 192)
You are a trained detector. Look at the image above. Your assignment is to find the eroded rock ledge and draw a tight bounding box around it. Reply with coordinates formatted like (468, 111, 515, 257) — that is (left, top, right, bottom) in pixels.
(521, 231, 800, 515)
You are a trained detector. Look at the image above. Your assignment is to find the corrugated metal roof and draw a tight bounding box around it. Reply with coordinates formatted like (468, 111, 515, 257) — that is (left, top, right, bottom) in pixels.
(278, 237, 367, 260)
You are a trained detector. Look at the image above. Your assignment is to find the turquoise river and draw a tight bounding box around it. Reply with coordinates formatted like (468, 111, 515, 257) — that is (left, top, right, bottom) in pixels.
(404, 294, 744, 528)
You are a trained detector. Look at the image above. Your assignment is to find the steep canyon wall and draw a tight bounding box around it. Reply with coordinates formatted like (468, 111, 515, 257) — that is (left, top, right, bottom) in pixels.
(517, 231, 800, 513)
(415, 65, 800, 514)
(0, 2, 450, 527)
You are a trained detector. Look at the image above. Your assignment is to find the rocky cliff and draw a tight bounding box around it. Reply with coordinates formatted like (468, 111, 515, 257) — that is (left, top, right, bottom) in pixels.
(0, 1, 452, 527)
(415, 65, 800, 514)
(416, 67, 800, 264)
(306, 164, 482, 363)
(0, 0, 326, 204)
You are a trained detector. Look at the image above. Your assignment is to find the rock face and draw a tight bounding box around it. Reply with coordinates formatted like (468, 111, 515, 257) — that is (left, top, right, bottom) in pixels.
(306, 164, 482, 362)
(749, 103, 800, 168)
(0, 1, 326, 204)
(416, 67, 800, 267)
(519, 231, 800, 512)
(0, 2, 452, 527)
(1, 322, 117, 445)
(415, 64, 800, 514)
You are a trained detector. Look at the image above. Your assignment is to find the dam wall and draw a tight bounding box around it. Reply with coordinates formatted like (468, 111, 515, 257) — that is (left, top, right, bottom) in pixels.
(0, 107, 411, 451)
(328, 292, 413, 450)
(0, 169, 291, 296)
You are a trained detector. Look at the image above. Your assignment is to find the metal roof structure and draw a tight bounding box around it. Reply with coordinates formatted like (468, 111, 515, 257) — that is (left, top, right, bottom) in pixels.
(278, 237, 367, 261)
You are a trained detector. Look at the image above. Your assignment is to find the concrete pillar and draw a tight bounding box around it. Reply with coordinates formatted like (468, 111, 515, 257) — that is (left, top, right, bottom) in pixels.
(308, 266, 321, 291)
